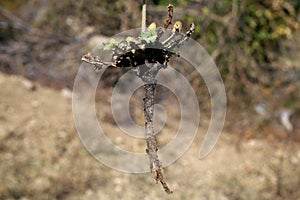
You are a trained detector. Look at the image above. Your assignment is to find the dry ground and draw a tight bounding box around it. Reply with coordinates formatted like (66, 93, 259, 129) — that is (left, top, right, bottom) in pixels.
(1, 71, 300, 200)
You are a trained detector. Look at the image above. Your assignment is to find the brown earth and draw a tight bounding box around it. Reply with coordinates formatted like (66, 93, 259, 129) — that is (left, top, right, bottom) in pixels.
(1, 71, 300, 200)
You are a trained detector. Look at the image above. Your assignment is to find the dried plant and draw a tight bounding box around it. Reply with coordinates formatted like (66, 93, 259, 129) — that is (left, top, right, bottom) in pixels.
(82, 3, 194, 194)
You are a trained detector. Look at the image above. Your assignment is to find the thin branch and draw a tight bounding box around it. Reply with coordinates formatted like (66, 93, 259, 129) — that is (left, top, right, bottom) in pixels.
(81, 52, 116, 70)
(157, 4, 174, 41)
(166, 23, 195, 49)
(162, 31, 176, 45)
(164, 4, 174, 29)
(142, 0, 147, 33)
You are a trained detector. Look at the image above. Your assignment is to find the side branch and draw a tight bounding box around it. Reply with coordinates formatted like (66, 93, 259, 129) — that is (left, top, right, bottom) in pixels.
(157, 4, 174, 41)
(164, 4, 174, 29)
(81, 52, 116, 70)
(165, 23, 195, 49)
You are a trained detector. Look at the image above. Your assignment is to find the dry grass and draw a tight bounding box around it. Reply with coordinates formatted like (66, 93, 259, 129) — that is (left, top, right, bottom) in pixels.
(0, 72, 300, 199)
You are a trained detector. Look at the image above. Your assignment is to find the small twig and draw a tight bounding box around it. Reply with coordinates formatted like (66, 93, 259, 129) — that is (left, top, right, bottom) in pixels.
(157, 4, 174, 41)
(162, 31, 177, 45)
(164, 4, 174, 29)
(81, 52, 115, 70)
(141, 0, 147, 33)
(173, 23, 195, 48)
(165, 23, 195, 49)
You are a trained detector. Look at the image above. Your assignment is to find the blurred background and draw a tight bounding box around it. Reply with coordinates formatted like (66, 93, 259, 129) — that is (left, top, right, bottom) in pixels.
(0, 0, 300, 199)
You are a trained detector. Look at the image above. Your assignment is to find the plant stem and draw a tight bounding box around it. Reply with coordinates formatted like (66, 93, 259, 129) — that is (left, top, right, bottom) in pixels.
(140, 63, 172, 194)
(141, 0, 147, 33)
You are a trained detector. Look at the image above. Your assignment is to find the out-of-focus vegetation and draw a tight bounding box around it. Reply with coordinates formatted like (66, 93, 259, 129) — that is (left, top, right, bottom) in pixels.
(2, 0, 299, 101)
(180, 0, 300, 103)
